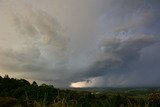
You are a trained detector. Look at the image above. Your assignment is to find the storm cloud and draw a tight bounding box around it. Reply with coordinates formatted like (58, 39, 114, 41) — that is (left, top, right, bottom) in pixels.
(0, 0, 160, 87)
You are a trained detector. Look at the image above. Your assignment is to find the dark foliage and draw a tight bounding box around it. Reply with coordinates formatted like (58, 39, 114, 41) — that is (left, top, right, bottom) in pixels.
(0, 75, 160, 107)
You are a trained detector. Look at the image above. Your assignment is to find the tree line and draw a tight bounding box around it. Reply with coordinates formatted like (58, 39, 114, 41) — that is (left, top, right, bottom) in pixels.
(0, 75, 160, 107)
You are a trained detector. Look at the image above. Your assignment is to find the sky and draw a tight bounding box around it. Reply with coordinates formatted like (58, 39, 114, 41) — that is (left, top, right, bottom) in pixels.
(0, 0, 160, 88)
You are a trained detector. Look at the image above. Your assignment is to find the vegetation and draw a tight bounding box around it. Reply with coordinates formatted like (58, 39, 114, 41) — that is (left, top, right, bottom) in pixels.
(0, 75, 160, 107)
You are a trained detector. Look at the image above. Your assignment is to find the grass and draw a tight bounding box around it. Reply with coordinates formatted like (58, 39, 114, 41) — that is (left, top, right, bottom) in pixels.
(6, 92, 159, 107)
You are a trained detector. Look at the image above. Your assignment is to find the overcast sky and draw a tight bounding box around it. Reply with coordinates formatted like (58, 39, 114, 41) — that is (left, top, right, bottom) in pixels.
(0, 0, 160, 88)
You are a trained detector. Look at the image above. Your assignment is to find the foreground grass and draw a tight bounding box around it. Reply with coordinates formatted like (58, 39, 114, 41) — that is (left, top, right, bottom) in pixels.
(1, 92, 160, 107)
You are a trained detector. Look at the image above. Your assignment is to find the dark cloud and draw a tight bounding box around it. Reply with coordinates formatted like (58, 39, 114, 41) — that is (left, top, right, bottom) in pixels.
(67, 0, 160, 86)
(69, 33, 159, 83)
(0, 0, 160, 87)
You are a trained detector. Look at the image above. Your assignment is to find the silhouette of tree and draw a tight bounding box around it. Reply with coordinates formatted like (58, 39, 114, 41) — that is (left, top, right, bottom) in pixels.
(32, 81, 38, 86)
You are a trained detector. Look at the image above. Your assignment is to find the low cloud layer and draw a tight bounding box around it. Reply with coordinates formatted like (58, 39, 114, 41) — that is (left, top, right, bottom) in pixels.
(0, 0, 160, 87)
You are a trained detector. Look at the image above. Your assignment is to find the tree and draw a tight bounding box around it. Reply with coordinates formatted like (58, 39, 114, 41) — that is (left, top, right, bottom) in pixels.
(32, 81, 38, 86)
(4, 75, 9, 79)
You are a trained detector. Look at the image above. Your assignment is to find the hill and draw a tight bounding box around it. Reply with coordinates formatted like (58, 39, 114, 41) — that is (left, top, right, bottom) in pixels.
(0, 75, 160, 107)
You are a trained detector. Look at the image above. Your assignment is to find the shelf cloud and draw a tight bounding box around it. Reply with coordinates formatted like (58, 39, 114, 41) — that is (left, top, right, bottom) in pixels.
(0, 0, 160, 87)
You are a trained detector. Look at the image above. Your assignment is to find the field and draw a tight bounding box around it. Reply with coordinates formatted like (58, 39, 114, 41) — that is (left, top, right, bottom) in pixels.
(0, 75, 160, 107)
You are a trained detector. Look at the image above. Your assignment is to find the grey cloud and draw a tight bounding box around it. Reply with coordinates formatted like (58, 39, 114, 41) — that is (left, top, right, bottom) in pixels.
(66, 0, 160, 84)
(0, 3, 69, 81)
(0, 0, 160, 87)
(69, 33, 159, 83)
